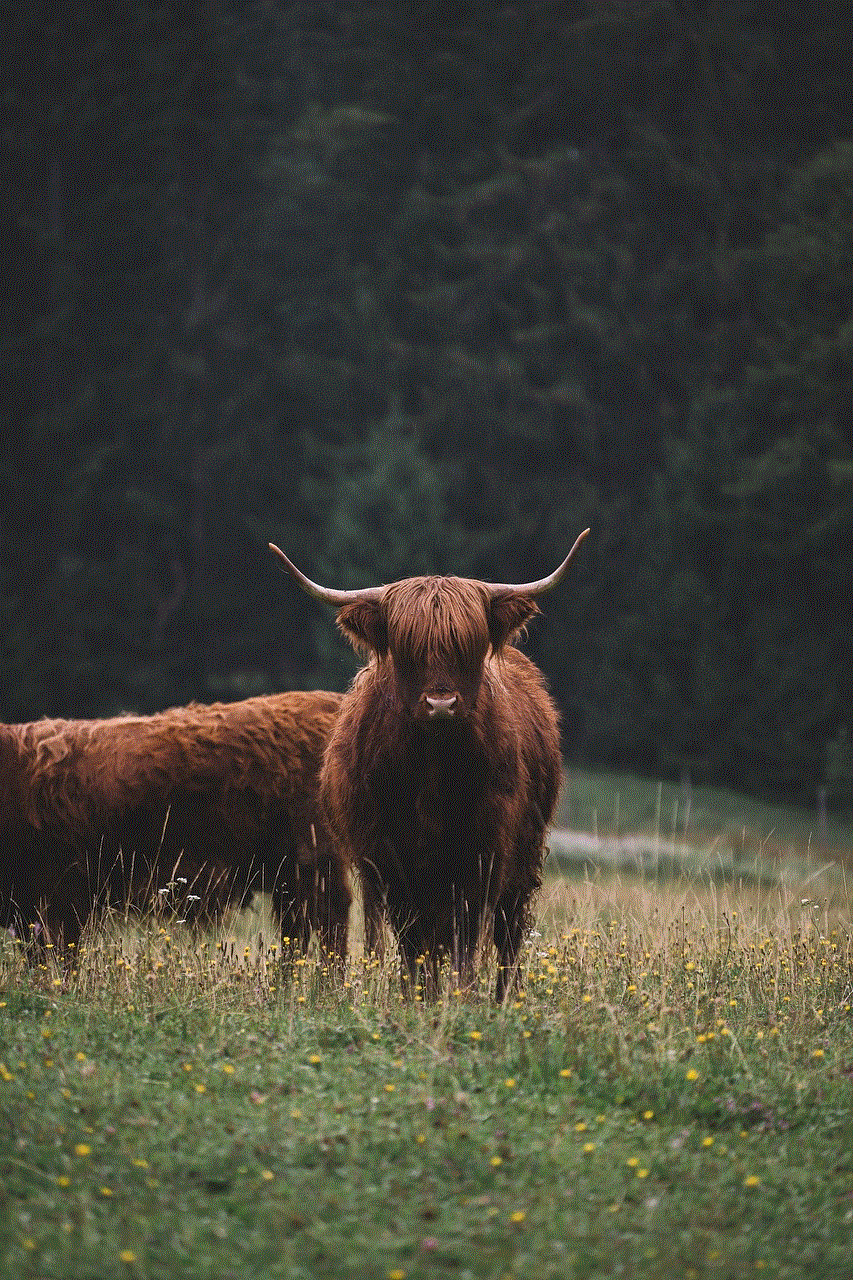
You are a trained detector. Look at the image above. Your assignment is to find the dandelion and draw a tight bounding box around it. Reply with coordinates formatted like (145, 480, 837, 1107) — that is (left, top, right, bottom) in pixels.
(490, 1156, 503, 1167)
(504, 1078, 516, 1089)
(385, 1084, 396, 1093)
(702, 1137, 714, 1148)
(261, 1169, 274, 1181)
(57, 1175, 71, 1187)
(509, 1210, 526, 1223)
(642, 1110, 654, 1120)
(119, 1250, 137, 1263)
(100, 1187, 113, 1197)
(74, 1143, 92, 1157)
(309, 1054, 322, 1065)
(636, 1167, 649, 1178)
(583, 1142, 596, 1154)
(626, 1157, 640, 1168)
(744, 1174, 760, 1187)
(388, 1270, 406, 1280)
(469, 1031, 482, 1040)
(686, 1069, 699, 1081)
(194, 1083, 206, 1094)
(812, 1048, 825, 1059)
(132, 1159, 149, 1169)
(559, 1068, 571, 1078)
(574, 1121, 587, 1132)
(222, 1063, 235, 1075)
(416, 1133, 426, 1144)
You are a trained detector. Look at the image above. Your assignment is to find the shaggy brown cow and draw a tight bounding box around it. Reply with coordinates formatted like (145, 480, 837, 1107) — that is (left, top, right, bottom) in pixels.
(270, 530, 589, 999)
(0, 691, 350, 961)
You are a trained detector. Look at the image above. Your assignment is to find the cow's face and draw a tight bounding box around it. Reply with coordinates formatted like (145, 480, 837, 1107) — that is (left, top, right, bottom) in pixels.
(270, 530, 588, 725)
(336, 577, 539, 723)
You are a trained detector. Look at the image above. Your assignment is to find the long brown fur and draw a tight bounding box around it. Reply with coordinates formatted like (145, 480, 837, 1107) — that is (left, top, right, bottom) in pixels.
(318, 575, 562, 1001)
(0, 692, 351, 960)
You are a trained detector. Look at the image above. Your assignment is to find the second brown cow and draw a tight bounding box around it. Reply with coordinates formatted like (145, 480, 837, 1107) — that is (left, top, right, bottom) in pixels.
(1, 691, 350, 961)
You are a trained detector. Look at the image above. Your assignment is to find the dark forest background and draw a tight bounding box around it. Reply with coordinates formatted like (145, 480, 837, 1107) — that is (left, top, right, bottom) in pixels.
(2, 2, 851, 810)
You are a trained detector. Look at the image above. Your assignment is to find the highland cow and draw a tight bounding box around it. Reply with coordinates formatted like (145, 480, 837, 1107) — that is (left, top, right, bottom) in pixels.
(0, 692, 350, 960)
(270, 530, 589, 999)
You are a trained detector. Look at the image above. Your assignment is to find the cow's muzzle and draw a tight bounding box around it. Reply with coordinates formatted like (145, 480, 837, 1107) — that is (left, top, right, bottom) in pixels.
(425, 694, 459, 719)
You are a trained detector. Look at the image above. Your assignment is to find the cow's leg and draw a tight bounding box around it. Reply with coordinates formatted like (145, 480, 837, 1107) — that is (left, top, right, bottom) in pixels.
(493, 891, 527, 1003)
(449, 880, 483, 992)
(312, 855, 351, 975)
(397, 929, 422, 997)
(42, 855, 102, 958)
(271, 876, 312, 956)
(392, 909, 440, 1000)
(359, 866, 387, 961)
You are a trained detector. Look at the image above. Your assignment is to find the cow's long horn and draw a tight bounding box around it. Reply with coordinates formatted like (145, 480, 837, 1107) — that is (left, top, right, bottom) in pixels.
(484, 527, 590, 596)
(269, 544, 386, 605)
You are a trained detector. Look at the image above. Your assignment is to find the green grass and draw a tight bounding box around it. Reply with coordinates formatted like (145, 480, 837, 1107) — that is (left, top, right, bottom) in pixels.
(2, 874, 853, 1280)
(556, 766, 853, 858)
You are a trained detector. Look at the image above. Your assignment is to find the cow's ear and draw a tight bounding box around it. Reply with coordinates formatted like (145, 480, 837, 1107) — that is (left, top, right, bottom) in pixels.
(487, 591, 540, 653)
(336, 599, 389, 656)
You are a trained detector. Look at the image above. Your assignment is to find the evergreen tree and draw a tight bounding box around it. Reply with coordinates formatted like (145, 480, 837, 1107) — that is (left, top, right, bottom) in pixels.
(289, 406, 465, 689)
(731, 140, 853, 800)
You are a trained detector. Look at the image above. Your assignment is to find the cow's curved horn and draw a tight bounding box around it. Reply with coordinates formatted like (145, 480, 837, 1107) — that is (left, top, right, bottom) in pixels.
(271, 526, 590, 602)
(483, 527, 590, 596)
(269, 544, 386, 605)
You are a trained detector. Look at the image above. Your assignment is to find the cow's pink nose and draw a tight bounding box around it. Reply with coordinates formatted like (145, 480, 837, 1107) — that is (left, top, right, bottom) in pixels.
(426, 694, 458, 718)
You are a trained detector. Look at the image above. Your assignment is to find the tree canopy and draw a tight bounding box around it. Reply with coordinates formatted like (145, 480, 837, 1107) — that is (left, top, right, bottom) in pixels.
(2, 2, 850, 809)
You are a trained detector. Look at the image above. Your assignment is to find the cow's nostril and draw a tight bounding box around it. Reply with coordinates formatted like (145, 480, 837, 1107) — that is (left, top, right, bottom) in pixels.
(426, 694, 458, 717)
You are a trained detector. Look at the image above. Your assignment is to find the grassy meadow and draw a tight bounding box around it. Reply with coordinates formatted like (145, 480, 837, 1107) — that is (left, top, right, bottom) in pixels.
(2, 771, 853, 1280)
